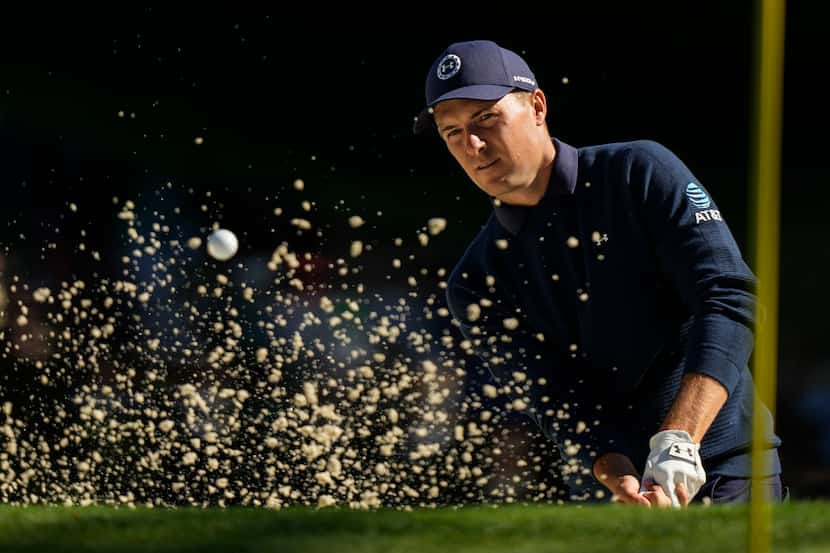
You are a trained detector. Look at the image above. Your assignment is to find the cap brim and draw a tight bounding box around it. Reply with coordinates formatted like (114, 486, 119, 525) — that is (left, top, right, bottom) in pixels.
(412, 84, 516, 135)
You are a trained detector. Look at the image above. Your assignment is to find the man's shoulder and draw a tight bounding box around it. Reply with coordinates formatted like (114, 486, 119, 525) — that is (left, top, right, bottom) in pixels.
(575, 140, 686, 191)
(578, 139, 676, 164)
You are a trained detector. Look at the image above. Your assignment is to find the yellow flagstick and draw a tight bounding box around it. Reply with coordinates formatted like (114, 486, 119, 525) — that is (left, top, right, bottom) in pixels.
(749, 0, 786, 551)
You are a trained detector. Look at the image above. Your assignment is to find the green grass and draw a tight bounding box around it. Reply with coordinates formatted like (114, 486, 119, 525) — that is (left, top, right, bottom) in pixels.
(0, 502, 828, 553)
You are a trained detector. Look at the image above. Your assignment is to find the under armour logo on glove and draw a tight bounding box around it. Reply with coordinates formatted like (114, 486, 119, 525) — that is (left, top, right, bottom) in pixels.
(641, 429, 706, 507)
(670, 444, 697, 463)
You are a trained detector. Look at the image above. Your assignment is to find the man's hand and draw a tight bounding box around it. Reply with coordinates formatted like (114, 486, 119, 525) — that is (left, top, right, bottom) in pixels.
(611, 475, 651, 506)
(610, 476, 682, 508)
(641, 429, 706, 507)
(642, 482, 685, 508)
(594, 453, 655, 507)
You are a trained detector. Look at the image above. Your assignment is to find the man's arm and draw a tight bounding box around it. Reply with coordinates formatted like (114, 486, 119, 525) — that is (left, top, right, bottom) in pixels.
(660, 373, 728, 442)
(632, 373, 728, 507)
(628, 142, 757, 506)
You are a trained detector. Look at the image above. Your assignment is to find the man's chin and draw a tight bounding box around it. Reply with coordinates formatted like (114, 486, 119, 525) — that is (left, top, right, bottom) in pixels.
(489, 184, 543, 207)
(477, 179, 514, 199)
(490, 185, 520, 201)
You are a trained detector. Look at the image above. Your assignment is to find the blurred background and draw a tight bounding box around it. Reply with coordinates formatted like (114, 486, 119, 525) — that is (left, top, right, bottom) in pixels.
(0, 4, 827, 502)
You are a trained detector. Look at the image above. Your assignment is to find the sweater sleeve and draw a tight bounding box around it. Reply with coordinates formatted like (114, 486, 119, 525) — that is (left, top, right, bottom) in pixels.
(628, 141, 757, 396)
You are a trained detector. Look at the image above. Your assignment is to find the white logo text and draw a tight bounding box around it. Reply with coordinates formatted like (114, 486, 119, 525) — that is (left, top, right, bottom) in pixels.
(512, 75, 536, 85)
(695, 209, 722, 224)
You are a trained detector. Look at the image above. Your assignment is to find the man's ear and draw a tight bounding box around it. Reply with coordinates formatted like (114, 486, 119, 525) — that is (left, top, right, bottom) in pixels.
(531, 89, 547, 126)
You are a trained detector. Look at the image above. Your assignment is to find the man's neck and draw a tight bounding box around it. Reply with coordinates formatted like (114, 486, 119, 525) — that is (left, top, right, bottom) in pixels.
(495, 138, 557, 207)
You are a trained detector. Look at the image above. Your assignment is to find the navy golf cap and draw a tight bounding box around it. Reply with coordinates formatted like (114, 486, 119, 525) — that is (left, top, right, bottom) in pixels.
(413, 40, 538, 134)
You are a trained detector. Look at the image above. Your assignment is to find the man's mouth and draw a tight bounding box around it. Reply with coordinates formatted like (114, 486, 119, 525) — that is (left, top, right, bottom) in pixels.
(477, 159, 498, 171)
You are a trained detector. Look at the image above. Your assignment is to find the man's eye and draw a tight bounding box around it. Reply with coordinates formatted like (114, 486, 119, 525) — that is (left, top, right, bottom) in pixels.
(446, 129, 460, 139)
(479, 113, 494, 122)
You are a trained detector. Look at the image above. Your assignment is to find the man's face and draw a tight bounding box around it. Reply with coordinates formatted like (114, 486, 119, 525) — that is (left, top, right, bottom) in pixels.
(433, 91, 548, 202)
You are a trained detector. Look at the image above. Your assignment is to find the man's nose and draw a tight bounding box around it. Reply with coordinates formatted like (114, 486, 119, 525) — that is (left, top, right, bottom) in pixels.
(465, 132, 486, 156)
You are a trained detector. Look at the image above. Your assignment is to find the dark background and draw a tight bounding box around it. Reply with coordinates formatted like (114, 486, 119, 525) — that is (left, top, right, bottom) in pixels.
(1, 5, 828, 499)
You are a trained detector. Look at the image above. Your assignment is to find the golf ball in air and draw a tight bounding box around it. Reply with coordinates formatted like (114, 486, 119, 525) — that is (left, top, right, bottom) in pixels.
(206, 229, 238, 261)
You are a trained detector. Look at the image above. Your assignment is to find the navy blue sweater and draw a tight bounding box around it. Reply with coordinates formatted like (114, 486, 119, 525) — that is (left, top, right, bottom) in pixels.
(446, 139, 781, 489)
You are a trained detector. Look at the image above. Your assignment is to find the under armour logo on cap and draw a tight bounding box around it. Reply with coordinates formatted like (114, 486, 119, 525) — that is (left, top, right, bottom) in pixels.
(437, 54, 461, 80)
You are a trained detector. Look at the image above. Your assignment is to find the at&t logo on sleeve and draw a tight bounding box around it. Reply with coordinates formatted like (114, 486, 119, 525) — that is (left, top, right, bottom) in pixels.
(686, 182, 722, 224)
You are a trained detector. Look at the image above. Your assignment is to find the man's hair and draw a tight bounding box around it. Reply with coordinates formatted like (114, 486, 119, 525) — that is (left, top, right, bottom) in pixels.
(511, 90, 534, 103)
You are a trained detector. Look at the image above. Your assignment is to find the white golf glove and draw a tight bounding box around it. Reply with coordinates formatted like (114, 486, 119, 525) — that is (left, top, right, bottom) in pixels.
(641, 429, 706, 507)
